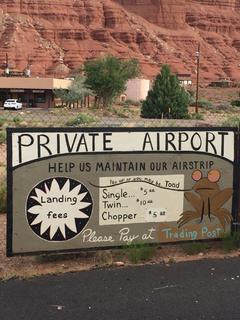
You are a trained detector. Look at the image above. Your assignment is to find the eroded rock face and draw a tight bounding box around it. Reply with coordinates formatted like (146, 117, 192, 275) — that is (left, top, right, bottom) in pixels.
(0, 0, 240, 80)
(115, 0, 240, 80)
(116, 0, 186, 29)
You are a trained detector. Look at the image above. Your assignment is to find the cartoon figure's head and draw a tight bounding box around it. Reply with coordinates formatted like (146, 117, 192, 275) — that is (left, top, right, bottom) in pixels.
(191, 169, 221, 196)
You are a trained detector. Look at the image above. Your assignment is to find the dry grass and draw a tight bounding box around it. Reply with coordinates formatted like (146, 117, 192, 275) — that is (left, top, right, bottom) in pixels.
(0, 166, 5, 178)
(0, 144, 6, 167)
(199, 87, 239, 105)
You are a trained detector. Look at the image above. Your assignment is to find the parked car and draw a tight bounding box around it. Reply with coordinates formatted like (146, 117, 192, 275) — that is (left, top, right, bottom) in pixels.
(3, 99, 23, 110)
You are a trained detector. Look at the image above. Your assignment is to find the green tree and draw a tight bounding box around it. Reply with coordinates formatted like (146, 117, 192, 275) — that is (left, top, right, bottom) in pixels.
(54, 76, 92, 108)
(141, 65, 190, 119)
(84, 55, 140, 108)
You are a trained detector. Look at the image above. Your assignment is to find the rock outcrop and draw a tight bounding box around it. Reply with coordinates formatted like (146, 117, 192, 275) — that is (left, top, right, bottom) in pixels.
(0, 0, 240, 81)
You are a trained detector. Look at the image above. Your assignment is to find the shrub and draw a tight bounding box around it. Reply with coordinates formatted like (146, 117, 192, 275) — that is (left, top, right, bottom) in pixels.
(117, 101, 130, 108)
(126, 243, 156, 263)
(54, 76, 92, 108)
(197, 99, 212, 108)
(222, 116, 240, 127)
(191, 113, 204, 120)
(13, 115, 22, 125)
(0, 116, 7, 128)
(109, 107, 129, 118)
(66, 113, 96, 127)
(222, 232, 240, 252)
(125, 99, 142, 107)
(141, 65, 190, 119)
(230, 100, 240, 107)
(181, 241, 209, 255)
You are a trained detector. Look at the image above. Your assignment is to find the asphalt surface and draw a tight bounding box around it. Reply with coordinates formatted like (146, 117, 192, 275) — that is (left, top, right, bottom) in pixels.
(1, 258, 240, 320)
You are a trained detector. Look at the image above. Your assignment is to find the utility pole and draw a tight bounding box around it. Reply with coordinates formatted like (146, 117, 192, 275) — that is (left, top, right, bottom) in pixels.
(25, 55, 31, 77)
(5, 53, 10, 76)
(195, 43, 200, 113)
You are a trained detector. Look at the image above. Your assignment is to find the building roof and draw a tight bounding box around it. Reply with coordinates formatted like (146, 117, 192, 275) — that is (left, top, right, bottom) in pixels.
(0, 77, 72, 90)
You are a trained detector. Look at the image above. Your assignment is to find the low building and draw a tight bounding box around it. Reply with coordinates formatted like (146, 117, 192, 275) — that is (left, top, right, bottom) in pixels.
(0, 77, 71, 108)
(176, 73, 192, 87)
(125, 78, 150, 102)
(208, 79, 233, 88)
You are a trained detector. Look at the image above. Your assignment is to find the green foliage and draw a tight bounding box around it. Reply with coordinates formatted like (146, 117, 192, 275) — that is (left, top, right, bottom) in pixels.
(197, 99, 212, 108)
(54, 88, 69, 104)
(141, 65, 190, 119)
(222, 116, 240, 127)
(0, 177, 6, 213)
(66, 113, 96, 127)
(70, 76, 93, 100)
(189, 96, 196, 105)
(230, 100, 240, 107)
(189, 99, 212, 108)
(181, 241, 209, 255)
(190, 113, 204, 120)
(84, 55, 140, 108)
(0, 130, 6, 144)
(0, 116, 7, 128)
(54, 76, 92, 106)
(222, 232, 240, 252)
(187, 90, 195, 105)
(125, 99, 142, 107)
(117, 101, 130, 108)
(13, 116, 21, 125)
(125, 243, 156, 264)
(187, 89, 195, 97)
(109, 107, 130, 118)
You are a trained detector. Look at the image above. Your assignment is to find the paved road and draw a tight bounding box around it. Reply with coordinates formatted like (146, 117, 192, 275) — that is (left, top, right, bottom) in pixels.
(1, 258, 240, 320)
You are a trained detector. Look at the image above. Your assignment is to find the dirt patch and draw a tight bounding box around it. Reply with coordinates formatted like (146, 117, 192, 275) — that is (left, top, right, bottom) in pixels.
(0, 144, 6, 168)
(0, 213, 239, 281)
(199, 87, 239, 106)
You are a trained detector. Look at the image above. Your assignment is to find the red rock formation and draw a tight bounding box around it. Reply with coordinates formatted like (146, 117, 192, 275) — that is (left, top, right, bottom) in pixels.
(116, 0, 186, 29)
(0, 0, 240, 81)
(115, 0, 240, 80)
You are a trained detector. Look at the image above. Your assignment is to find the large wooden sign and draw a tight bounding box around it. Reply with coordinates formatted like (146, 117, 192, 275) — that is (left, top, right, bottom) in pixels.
(7, 128, 238, 256)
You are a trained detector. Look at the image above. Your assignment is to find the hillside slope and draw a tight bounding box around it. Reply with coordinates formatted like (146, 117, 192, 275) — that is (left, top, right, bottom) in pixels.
(0, 0, 240, 81)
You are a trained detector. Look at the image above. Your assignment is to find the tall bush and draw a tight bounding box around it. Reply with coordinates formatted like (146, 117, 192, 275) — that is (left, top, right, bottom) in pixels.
(84, 55, 140, 108)
(141, 65, 190, 119)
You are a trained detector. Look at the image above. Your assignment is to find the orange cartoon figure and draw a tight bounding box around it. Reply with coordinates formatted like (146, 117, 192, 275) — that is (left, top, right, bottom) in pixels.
(177, 169, 233, 229)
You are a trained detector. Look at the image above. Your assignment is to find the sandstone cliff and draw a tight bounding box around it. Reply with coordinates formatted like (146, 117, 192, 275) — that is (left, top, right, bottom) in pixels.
(1, 0, 240, 81)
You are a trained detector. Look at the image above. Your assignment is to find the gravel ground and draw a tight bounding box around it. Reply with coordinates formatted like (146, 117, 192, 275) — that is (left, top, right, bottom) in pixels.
(0, 213, 239, 281)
